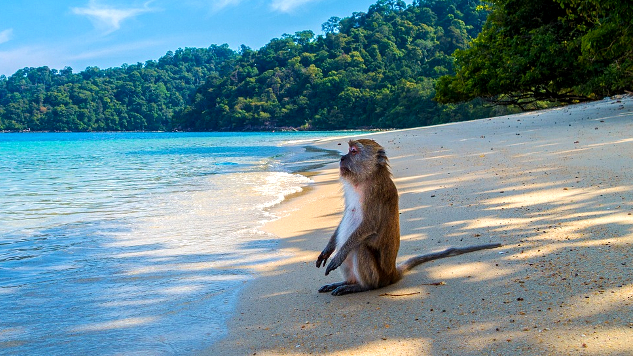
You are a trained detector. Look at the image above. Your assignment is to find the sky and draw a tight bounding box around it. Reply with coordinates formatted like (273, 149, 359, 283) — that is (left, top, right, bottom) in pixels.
(0, 0, 394, 77)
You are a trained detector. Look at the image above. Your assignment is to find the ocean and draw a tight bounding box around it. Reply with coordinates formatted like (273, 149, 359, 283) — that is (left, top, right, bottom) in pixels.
(0, 132, 349, 355)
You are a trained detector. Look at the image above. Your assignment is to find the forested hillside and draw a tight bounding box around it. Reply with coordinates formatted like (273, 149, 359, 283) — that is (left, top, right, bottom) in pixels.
(0, 46, 236, 131)
(0, 0, 503, 132)
(178, 0, 499, 130)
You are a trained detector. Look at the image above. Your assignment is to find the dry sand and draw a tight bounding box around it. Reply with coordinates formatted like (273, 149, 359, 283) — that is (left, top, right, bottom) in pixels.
(202, 97, 633, 356)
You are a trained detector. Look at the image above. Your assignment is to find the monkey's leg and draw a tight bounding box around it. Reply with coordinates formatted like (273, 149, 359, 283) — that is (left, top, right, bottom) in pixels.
(318, 281, 349, 293)
(319, 254, 359, 293)
(330, 245, 383, 296)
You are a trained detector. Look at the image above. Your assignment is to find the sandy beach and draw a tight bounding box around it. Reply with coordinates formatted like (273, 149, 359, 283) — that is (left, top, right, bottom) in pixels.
(204, 97, 633, 356)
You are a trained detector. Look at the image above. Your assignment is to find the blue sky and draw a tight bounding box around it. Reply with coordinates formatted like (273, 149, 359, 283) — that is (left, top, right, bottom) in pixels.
(0, 0, 393, 77)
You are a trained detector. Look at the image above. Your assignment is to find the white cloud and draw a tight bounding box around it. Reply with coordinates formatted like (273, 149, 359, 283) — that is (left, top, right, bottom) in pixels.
(0, 39, 166, 76)
(0, 28, 14, 44)
(72, 0, 158, 34)
(211, 0, 243, 10)
(67, 39, 165, 62)
(0, 45, 67, 76)
(269, 0, 319, 13)
(182, 0, 242, 12)
(183, 0, 318, 14)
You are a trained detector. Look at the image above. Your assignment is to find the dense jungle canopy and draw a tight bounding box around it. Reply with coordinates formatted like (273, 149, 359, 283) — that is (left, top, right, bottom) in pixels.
(1, 0, 630, 131)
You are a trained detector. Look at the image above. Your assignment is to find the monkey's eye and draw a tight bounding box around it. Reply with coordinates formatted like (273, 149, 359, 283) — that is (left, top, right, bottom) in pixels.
(349, 146, 358, 155)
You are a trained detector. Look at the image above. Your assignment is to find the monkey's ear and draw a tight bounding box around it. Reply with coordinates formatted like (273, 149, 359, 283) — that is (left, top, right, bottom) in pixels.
(376, 147, 388, 166)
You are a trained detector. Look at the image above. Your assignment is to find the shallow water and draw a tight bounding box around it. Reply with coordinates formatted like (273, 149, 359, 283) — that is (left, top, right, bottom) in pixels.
(0, 132, 345, 355)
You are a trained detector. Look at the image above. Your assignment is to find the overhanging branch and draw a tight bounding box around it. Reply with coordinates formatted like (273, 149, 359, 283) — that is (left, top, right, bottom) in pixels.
(483, 87, 592, 110)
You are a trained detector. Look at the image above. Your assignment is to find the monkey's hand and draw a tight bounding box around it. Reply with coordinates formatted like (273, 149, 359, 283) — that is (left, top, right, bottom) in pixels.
(324, 254, 343, 276)
(316, 247, 334, 268)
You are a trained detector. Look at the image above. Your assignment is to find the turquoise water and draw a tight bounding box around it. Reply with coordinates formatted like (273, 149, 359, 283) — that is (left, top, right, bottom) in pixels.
(0, 132, 345, 355)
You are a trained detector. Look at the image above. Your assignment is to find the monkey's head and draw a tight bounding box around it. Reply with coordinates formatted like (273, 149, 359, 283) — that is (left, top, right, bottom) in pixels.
(340, 139, 390, 183)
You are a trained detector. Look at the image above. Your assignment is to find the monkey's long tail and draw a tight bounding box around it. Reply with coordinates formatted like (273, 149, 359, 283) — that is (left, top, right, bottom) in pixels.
(397, 243, 502, 273)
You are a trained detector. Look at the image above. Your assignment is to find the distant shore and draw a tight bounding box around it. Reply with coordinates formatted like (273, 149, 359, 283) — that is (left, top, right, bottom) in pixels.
(204, 96, 633, 356)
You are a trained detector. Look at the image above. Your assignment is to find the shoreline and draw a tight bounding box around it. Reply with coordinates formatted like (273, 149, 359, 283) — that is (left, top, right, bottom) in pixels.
(204, 97, 633, 355)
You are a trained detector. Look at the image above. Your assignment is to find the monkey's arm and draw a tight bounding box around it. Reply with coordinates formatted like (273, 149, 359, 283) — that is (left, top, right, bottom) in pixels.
(324, 200, 388, 275)
(324, 222, 377, 275)
(316, 227, 338, 268)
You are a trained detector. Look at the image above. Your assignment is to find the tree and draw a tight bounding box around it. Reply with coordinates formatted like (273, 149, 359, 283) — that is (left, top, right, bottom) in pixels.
(435, 0, 632, 109)
(555, 0, 633, 95)
(322, 17, 341, 34)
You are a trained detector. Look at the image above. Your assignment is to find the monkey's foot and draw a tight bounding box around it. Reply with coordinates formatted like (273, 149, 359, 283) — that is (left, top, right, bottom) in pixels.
(319, 282, 370, 295)
(330, 283, 369, 296)
(318, 281, 348, 293)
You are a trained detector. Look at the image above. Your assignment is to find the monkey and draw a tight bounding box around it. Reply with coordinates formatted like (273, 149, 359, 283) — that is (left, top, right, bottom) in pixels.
(315, 139, 501, 296)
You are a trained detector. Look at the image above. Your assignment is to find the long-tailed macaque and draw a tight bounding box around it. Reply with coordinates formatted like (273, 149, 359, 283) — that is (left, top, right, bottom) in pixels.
(316, 139, 501, 296)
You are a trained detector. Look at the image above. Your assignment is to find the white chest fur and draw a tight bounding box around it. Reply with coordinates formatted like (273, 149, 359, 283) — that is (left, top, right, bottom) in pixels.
(336, 181, 363, 249)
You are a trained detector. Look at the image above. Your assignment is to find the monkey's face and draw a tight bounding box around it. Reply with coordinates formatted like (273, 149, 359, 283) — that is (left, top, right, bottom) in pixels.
(340, 139, 388, 183)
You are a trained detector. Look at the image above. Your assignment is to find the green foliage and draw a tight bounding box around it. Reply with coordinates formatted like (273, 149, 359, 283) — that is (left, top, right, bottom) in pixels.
(0, 45, 236, 131)
(435, 0, 632, 108)
(555, 0, 633, 95)
(1, 0, 505, 131)
(178, 0, 500, 130)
